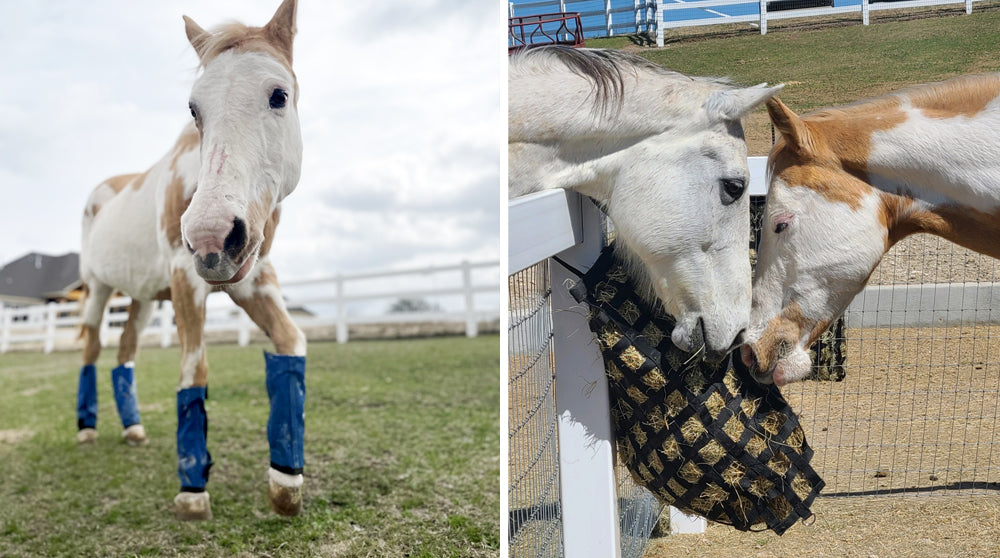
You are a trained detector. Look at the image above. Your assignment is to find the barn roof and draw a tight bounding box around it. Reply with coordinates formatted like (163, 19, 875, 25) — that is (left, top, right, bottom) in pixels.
(0, 252, 81, 304)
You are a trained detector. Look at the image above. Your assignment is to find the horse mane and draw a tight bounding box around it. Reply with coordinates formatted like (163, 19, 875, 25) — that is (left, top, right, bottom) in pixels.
(190, 22, 292, 69)
(512, 46, 732, 117)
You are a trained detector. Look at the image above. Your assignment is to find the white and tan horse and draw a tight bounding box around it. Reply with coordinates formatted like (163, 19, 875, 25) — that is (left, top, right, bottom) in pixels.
(509, 46, 782, 360)
(743, 75, 1000, 385)
(77, 0, 306, 520)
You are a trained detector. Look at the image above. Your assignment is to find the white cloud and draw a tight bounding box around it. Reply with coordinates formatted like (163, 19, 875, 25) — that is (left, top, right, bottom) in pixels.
(0, 0, 503, 282)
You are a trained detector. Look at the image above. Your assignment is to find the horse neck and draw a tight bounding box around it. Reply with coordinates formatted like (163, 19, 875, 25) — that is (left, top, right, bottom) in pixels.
(882, 191, 1000, 259)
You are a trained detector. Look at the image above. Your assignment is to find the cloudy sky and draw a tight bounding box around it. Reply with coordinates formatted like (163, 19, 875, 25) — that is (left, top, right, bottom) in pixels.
(0, 0, 503, 282)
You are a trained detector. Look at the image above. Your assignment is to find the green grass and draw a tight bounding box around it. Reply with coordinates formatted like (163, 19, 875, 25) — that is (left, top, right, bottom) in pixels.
(0, 336, 500, 557)
(587, 7, 1000, 153)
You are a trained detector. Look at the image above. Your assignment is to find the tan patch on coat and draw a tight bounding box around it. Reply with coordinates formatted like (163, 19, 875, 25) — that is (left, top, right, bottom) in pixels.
(171, 268, 209, 387)
(234, 265, 302, 355)
(887, 201, 1000, 259)
(82, 324, 101, 364)
(768, 96, 907, 209)
(244, 193, 275, 260)
(170, 126, 200, 173)
(117, 299, 144, 365)
(162, 174, 192, 249)
(905, 74, 1000, 119)
(751, 302, 829, 374)
(260, 207, 281, 257)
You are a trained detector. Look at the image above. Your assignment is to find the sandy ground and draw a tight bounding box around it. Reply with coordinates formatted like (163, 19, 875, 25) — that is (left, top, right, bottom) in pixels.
(644, 493, 1000, 558)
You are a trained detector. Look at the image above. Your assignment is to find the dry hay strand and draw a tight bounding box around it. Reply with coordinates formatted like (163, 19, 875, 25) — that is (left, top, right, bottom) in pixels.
(665, 390, 686, 417)
(691, 483, 728, 514)
(705, 390, 726, 419)
(679, 460, 704, 483)
(792, 474, 814, 501)
(619, 299, 641, 325)
(648, 449, 665, 474)
(748, 476, 775, 498)
(641, 322, 666, 346)
(723, 416, 745, 442)
(745, 435, 767, 458)
(768, 452, 791, 475)
(740, 397, 760, 418)
(768, 495, 793, 520)
(644, 407, 667, 433)
(681, 416, 706, 443)
(761, 410, 787, 436)
(641, 367, 667, 390)
(685, 369, 707, 394)
(632, 422, 648, 447)
(723, 368, 741, 395)
(661, 437, 682, 461)
(786, 426, 805, 454)
(626, 385, 649, 405)
(698, 439, 727, 465)
(599, 323, 623, 350)
(595, 281, 617, 303)
(620, 345, 645, 370)
(722, 461, 748, 486)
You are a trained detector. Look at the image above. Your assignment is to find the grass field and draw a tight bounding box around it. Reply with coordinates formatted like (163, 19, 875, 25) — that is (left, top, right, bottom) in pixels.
(0, 336, 500, 557)
(589, 5, 1000, 154)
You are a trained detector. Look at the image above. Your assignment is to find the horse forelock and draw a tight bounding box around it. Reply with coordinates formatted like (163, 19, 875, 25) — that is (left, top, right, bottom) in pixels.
(192, 23, 298, 102)
(512, 46, 732, 118)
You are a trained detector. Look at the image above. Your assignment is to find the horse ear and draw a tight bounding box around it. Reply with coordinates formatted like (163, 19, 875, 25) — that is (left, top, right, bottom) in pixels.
(706, 83, 784, 121)
(264, 0, 298, 64)
(766, 97, 814, 155)
(183, 15, 210, 62)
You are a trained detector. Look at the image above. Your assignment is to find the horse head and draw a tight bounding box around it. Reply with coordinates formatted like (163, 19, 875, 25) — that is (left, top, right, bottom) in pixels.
(742, 97, 888, 385)
(179, 0, 302, 285)
(606, 84, 783, 361)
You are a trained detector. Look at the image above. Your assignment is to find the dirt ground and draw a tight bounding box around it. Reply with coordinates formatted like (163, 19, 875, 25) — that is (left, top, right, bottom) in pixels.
(644, 493, 1000, 557)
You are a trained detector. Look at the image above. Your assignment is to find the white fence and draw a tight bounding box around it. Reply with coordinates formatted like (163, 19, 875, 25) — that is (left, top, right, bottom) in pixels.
(0, 260, 500, 354)
(508, 0, 985, 46)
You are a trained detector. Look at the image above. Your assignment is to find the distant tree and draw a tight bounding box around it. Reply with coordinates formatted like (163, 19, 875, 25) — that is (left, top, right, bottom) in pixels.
(388, 297, 441, 313)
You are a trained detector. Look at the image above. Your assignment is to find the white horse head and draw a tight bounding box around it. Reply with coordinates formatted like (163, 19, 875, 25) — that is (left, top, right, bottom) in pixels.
(179, 0, 302, 285)
(509, 47, 782, 360)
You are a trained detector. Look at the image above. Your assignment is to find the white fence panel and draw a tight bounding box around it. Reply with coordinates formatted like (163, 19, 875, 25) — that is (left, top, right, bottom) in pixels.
(0, 261, 500, 353)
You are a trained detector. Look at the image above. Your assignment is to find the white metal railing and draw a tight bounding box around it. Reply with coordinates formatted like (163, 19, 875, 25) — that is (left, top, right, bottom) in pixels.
(508, 0, 981, 47)
(0, 260, 500, 353)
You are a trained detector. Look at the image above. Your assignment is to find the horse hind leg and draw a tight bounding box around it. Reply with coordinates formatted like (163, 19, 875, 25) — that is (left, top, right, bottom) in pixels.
(77, 281, 113, 445)
(113, 299, 154, 446)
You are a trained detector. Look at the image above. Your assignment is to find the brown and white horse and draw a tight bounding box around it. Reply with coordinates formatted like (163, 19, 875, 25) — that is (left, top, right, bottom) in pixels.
(77, 0, 306, 520)
(743, 74, 1000, 386)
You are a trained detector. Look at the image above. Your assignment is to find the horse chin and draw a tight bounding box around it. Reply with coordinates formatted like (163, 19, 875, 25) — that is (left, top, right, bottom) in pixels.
(204, 254, 256, 286)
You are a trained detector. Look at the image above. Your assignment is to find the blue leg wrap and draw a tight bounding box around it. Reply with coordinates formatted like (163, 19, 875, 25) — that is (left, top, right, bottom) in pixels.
(76, 364, 98, 430)
(177, 387, 212, 491)
(112, 364, 141, 428)
(265, 352, 306, 475)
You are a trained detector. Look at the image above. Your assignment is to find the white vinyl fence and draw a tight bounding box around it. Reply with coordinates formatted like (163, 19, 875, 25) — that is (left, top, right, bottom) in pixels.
(0, 261, 500, 354)
(508, 0, 985, 46)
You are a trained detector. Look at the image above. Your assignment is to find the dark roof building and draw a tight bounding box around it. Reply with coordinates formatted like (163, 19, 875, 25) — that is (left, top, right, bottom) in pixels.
(0, 252, 82, 305)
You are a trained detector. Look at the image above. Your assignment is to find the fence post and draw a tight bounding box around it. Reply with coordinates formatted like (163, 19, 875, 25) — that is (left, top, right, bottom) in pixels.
(336, 274, 348, 344)
(759, 0, 768, 34)
(656, 5, 664, 47)
(635, 0, 641, 34)
(462, 261, 477, 338)
(44, 302, 57, 354)
(862, 0, 870, 25)
(551, 195, 623, 558)
(0, 302, 9, 354)
(606, 0, 614, 36)
(966, 0, 972, 14)
(160, 302, 173, 348)
(238, 309, 252, 347)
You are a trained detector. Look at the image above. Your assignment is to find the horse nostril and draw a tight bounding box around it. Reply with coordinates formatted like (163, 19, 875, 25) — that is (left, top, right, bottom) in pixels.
(199, 252, 219, 270)
(223, 218, 247, 260)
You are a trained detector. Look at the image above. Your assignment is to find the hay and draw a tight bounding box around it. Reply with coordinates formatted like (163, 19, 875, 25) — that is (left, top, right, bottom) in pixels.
(570, 244, 825, 535)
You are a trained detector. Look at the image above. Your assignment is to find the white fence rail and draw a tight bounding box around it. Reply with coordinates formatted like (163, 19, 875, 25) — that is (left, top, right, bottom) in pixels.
(0, 260, 500, 354)
(508, 0, 983, 46)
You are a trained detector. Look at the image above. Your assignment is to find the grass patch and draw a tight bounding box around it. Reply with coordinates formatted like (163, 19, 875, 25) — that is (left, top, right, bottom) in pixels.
(587, 7, 1000, 154)
(0, 336, 500, 557)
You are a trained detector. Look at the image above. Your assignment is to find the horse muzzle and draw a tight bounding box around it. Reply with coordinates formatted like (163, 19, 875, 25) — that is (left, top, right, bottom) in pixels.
(185, 217, 256, 285)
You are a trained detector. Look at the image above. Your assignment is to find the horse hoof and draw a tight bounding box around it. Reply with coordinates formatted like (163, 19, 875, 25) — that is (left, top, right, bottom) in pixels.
(268, 468, 303, 517)
(174, 491, 212, 521)
(76, 428, 98, 445)
(122, 424, 148, 446)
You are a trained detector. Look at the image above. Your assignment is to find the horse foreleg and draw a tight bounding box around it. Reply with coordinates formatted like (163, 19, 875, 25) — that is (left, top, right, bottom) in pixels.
(231, 262, 306, 517)
(170, 268, 213, 520)
(77, 282, 113, 444)
(111, 299, 154, 446)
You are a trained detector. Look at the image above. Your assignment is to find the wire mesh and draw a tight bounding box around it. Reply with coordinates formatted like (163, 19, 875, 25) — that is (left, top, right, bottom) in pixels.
(750, 196, 1000, 497)
(509, 260, 564, 558)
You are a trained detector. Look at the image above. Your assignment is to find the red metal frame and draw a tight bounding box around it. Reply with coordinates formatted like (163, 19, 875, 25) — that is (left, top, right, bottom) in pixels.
(508, 12, 585, 55)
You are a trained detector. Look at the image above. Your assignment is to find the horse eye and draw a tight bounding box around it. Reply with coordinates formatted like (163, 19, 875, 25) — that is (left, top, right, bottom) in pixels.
(188, 103, 197, 120)
(720, 178, 746, 206)
(269, 88, 288, 109)
(775, 222, 789, 234)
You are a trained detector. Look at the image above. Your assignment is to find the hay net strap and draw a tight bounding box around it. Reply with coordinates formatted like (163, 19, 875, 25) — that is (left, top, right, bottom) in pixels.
(564, 244, 824, 535)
